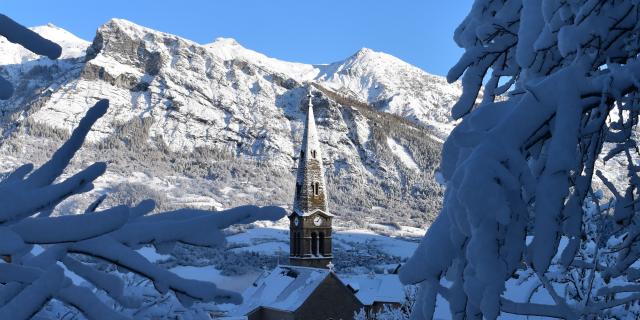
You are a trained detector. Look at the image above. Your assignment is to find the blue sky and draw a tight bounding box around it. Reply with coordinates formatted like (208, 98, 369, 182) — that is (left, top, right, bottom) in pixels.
(0, 1, 473, 76)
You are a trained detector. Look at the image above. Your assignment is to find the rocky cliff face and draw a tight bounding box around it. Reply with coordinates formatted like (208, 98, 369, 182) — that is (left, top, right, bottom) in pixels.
(0, 19, 461, 226)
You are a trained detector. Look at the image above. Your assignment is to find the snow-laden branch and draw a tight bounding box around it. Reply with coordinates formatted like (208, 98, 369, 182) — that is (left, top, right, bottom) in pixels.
(0, 99, 285, 319)
(403, 1, 640, 318)
(0, 16, 286, 319)
(0, 14, 61, 99)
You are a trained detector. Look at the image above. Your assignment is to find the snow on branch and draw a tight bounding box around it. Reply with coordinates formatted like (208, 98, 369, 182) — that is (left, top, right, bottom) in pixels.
(0, 14, 61, 99)
(0, 99, 284, 319)
(0, 17, 286, 319)
(0, 99, 109, 224)
(403, 1, 640, 319)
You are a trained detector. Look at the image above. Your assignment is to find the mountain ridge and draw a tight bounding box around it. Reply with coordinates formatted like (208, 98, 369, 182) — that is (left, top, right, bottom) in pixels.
(0, 18, 456, 226)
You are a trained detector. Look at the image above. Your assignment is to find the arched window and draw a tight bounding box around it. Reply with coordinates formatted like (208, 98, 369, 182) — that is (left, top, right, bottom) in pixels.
(319, 232, 325, 256)
(311, 232, 318, 256)
(311, 150, 316, 158)
(296, 232, 301, 256)
(292, 232, 297, 256)
(314, 182, 320, 196)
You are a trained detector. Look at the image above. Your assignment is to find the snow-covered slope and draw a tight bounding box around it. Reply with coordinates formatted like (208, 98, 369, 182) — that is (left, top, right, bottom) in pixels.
(205, 38, 461, 138)
(0, 23, 89, 65)
(317, 48, 462, 137)
(204, 37, 320, 82)
(0, 19, 452, 226)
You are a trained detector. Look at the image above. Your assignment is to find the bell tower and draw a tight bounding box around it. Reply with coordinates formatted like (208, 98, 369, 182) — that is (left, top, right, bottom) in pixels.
(289, 90, 333, 269)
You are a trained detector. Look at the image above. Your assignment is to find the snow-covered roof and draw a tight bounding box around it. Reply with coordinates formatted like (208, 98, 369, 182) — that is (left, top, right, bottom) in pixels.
(231, 265, 334, 315)
(231, 266, 406, 316)
(340, 274, 405, 306)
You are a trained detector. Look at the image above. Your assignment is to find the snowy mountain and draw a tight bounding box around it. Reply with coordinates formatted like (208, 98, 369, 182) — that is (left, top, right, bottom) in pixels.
(0, 23, 89, 65)
(204, 37, 461, 138)
(0, 19, 460, 226)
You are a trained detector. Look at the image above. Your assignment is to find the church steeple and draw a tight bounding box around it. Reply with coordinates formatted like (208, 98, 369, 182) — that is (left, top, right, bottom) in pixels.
(293, 92, 328, 215)
(289, 90, 333, 269)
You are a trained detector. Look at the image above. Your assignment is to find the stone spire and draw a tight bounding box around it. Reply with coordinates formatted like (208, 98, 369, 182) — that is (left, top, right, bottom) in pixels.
(289, 90, 334, 269)
(293, 91, 328, 216)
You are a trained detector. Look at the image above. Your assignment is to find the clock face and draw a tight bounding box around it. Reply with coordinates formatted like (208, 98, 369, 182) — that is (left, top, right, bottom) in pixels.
(313, 216, 322, 226)
(294, 217, 299, 226)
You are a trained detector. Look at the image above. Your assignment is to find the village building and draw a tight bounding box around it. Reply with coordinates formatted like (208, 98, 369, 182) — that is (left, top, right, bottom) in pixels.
(231, 265, 363, 320)
(341, 273, 406, 313)
(228, 91, 406, 320)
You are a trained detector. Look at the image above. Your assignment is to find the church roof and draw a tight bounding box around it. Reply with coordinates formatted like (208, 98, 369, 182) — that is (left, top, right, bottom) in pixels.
(230, 267, 407, 317)
(339, 274, 406, 306)
(230, 265, 336, 315)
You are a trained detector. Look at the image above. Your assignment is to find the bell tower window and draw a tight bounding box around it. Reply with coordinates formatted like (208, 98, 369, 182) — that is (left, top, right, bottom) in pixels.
(313, 182, 319, 196)
(311, 150, 316, 159)
(292, 232, 297, 256)
(311, 232, 318, 256)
